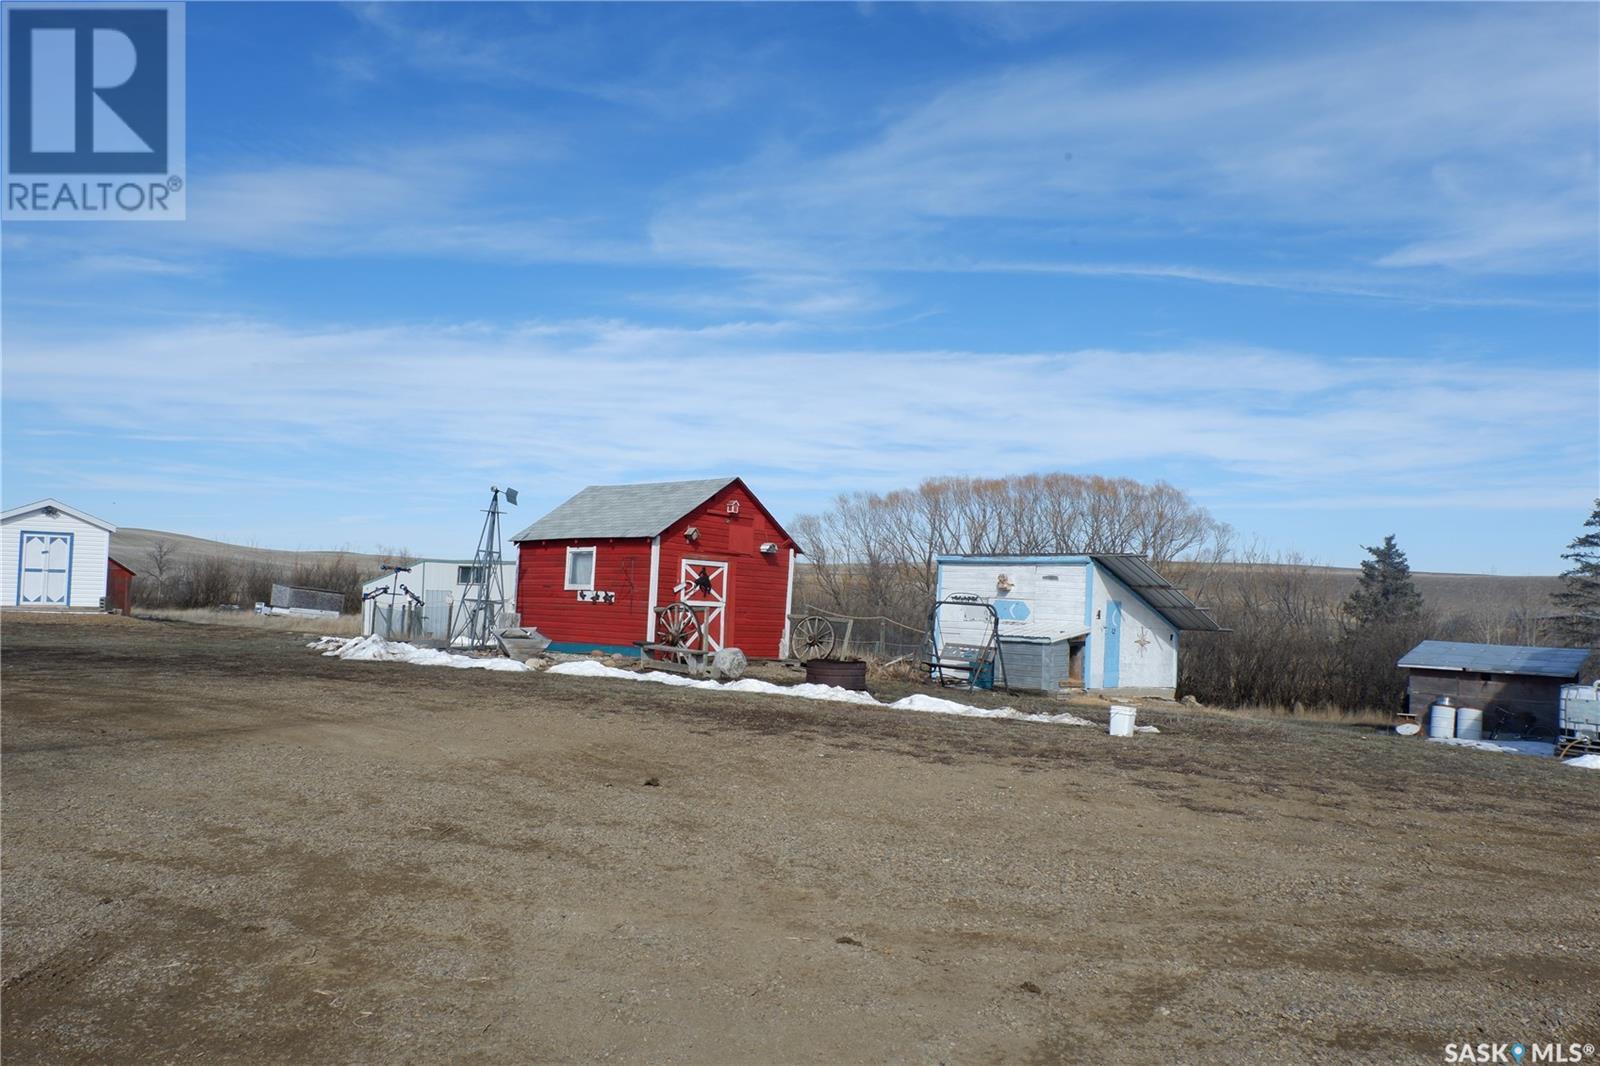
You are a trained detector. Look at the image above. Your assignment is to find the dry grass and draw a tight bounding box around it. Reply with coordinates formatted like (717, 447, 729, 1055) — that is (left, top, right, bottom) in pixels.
(135, 607, 360, 637)
(1216, 701, 1398, 727)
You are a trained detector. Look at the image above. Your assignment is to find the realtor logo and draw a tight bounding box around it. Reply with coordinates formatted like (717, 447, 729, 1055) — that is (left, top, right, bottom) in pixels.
(4, 2, 185, 219)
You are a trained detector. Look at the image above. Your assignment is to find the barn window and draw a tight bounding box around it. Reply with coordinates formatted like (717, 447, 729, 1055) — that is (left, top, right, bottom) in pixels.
(456, 565, 487, 585)
(565, 547, 596, 590)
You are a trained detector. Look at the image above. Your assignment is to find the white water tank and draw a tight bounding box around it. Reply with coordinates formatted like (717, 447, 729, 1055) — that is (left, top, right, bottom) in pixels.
(1428, 697, 1456, 739)
(1454, 706, 1483, 742)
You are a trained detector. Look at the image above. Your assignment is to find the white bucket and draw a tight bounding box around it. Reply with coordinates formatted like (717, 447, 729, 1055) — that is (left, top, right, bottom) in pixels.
(1428, 699, 1456, 740)
(1108, 705, 1136, 737)
(1454, 706, 1484, 742)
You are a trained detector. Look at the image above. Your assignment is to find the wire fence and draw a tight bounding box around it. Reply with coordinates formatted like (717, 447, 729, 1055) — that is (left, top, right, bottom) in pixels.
(794, 603, 927, 662)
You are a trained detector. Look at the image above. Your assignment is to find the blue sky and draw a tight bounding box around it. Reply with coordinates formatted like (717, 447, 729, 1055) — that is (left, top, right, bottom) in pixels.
(3, 2, 1597, 573)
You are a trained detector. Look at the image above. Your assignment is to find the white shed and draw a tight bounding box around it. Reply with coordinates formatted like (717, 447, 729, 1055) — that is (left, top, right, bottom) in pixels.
(934, 554, 1222, 697)
(361, 559, 518, 639)
(2, 498, 117, 610)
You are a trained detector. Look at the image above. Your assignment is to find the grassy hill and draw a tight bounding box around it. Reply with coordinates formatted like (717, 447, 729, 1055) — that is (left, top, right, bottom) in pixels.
(111, 528, 396, 582)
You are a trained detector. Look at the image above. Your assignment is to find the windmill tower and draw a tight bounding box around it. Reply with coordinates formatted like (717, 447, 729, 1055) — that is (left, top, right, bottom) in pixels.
(450, 485, 517, 649)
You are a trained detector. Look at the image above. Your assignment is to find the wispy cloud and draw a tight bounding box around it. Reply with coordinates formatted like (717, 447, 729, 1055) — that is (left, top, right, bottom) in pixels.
(341, 3, 779, 118)
(4, 315, 1592, 509)
(652, 6, 1598, 286)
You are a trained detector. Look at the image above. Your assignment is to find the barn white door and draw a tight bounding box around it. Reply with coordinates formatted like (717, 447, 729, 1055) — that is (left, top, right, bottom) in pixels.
(17, 532, 73, 605)
(676, 559, 727, 651)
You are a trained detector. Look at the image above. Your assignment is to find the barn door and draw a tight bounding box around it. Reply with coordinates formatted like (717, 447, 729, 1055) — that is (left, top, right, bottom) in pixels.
(17, 532, 73, 605)
(676, 559, 727, 651)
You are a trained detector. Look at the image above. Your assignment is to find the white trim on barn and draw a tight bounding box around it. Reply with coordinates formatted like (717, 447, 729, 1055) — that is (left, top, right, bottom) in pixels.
(645, 535, 661, 641)
(781, 546, 796, 658)
(563, 546, 597, 591)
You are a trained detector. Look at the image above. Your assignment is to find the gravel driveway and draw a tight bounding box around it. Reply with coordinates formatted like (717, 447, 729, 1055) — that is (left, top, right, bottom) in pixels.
(3, 614, 1597, 1063)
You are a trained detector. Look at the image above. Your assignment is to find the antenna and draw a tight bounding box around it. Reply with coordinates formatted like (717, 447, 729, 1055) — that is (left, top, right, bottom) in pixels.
(449, 485, 517, 650)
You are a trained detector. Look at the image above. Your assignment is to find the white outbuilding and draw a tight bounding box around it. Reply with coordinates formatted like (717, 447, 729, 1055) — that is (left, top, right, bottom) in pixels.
(361, 559, 518, 639)
(933, 553, 1223, 697)
(2, 498, 117, 610)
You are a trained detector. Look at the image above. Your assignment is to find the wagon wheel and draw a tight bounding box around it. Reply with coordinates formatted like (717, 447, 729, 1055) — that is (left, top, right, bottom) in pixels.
(790, 615, 837, 662)
(656, 603, 701, 649)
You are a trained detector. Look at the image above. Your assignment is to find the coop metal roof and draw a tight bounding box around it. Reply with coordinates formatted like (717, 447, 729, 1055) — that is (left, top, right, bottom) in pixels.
(1398, 641, 1589, 678)
(1089, 554, 1226, 633)
(511, 478, 739, 542)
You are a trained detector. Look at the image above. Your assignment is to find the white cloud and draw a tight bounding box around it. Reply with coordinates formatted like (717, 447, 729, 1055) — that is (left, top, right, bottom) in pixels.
(3, 315, 1592, 509)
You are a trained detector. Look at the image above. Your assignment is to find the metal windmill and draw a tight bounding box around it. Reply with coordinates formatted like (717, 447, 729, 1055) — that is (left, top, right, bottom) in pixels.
(450, 485, 518, 649)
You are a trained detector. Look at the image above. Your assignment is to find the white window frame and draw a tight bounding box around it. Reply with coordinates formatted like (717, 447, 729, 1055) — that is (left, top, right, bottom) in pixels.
(564, 546, 597, 591)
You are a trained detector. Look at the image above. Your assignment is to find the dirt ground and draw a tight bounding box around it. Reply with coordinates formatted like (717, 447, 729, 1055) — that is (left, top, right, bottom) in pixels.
(3, 614, 1597, 1064)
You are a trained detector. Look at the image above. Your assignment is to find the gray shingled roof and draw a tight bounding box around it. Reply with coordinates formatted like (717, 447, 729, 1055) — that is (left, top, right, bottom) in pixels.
(511, 478, 738, 542)
(1398, 640, 1589, 678)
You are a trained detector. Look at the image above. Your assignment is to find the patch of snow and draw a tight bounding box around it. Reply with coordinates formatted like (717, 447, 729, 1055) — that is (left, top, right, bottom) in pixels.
(309, 635, 529, 672)
(1426, 737, 1555, 757)
(1495, 739, 1557, 758)
(546, 660, 1101, 727)
(1563, 753, 1600, 770)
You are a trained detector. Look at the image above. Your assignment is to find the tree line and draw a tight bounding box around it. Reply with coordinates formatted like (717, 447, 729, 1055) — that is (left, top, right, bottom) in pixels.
(134, 540, 412, 615)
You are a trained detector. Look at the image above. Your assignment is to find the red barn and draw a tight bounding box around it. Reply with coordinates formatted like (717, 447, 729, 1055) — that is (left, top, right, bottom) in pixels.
(511, 477, 800, 657)
(106, 557, 135, 615)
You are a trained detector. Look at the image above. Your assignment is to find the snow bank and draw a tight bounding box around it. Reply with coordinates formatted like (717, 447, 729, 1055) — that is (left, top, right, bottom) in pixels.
(545, 659, 1100, 727)
(309, 635, 530, 672)
(1564, 753, 1600, 770)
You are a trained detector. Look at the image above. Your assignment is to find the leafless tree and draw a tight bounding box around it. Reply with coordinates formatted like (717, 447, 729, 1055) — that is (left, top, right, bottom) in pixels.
(148, 538, 177, 603)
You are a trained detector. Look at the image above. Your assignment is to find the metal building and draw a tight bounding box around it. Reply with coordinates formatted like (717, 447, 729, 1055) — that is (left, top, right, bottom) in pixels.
(361, 559, 518, 640)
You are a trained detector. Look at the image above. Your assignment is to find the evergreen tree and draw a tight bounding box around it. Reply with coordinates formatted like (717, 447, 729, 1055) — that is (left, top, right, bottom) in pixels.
(1549, 500, 1600, 648)
(1344, 534, 1423, 627)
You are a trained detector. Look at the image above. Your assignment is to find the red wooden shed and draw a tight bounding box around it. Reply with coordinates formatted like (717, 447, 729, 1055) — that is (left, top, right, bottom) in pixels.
(511, 477, 800, 657)
(106, 557, 135, 615)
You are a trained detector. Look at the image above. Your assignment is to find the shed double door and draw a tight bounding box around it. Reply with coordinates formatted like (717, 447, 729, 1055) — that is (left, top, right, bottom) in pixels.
(676, 558, 728, 651)
(17, 532, 72, 605)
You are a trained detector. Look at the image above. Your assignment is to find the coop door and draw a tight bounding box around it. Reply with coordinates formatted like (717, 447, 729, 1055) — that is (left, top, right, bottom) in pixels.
(17, 532, 72, 605)
(1102, 600, 1123, 688)
(676, 559, 727, 651)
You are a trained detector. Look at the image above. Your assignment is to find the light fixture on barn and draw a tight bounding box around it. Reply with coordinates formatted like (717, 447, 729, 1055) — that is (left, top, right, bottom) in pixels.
(684, 525, 700, 542)
(449, 484, 518, 651)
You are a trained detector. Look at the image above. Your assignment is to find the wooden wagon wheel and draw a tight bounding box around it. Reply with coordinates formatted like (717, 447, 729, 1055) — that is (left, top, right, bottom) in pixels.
(656, 603, 701, 649)
(790, 615, 837, 662)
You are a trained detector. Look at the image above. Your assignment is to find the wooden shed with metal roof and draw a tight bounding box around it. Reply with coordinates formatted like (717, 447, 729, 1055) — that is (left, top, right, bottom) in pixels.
(1397, 640, 1590, 738)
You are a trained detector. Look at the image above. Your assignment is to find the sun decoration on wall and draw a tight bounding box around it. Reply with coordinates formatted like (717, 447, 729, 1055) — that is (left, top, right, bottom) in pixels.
(1134, 628, 1152, 654)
